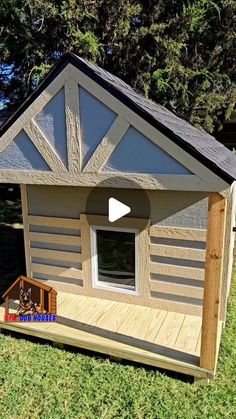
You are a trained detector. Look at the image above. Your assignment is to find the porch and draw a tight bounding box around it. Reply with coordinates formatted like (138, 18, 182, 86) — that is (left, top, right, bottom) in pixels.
(0, 291, 220, 380)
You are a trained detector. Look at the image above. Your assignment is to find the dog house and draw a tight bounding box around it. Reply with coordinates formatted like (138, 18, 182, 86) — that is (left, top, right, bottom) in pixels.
(0, 53, 235, 381)
(2, 275, 57, 316)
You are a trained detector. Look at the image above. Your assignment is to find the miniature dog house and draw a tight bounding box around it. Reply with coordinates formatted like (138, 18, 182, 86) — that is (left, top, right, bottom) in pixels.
(2, 275, 57, 316)
(0, 52, 235, 381)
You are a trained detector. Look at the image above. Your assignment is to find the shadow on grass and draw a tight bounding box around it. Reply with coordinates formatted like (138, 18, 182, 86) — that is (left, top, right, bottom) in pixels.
(0, 224, 26, 302)
(1, 328, 193, 383)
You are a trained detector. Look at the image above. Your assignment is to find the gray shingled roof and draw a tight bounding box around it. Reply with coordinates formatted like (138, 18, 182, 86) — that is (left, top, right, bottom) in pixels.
(1, 52, 236, 184)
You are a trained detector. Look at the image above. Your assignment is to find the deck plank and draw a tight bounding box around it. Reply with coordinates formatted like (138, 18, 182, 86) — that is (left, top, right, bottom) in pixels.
(196, 331, 202, 354)
(58, 294, 88, 318)
(134, 308, 168, 342)
(88, 300, 116, 326)
(0, 291, 210, 379)
(116, 305, 150, 337)
(97, 302, 133, 332)
(67, 297, 109, 323)
(174, 315, 202, 354)
(154, 312, 185, 347)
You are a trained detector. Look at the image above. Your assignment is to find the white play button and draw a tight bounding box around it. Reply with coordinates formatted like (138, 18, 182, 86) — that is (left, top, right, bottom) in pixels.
(108, 198, 131, 222)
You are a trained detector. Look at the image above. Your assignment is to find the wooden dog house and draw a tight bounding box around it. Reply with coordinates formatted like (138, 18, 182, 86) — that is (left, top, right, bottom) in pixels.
(0, 53, 235, 381)
(2, 275, 57, 316)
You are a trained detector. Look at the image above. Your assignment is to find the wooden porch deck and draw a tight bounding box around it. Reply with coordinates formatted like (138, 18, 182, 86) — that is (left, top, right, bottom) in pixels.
(0, 292, 215, 379)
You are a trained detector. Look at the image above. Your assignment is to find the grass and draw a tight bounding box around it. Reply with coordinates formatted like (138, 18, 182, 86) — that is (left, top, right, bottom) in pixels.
(0, 267, 235, 419)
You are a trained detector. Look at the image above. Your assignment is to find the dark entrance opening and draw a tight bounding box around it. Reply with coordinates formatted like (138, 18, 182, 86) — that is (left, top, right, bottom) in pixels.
(0, 184, 26, 302)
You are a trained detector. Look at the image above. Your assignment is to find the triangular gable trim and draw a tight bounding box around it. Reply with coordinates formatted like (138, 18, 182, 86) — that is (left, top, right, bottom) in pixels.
(102, 126, 192, 174)
(0, 67, 70, 173)
(69, 64, 228, 188)
(0, 53, 231, 191)
(0, 130, 51, 171)
(34, 88, 68, 168)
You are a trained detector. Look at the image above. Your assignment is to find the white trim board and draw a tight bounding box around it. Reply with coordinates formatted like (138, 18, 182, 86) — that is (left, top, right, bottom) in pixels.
(20, 185, 31, 277)
(0, 170, 231, 194)
(90, 225, 139, 295)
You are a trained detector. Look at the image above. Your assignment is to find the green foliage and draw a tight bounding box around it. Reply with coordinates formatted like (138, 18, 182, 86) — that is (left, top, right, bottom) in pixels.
(0, 0, 236, 133)
(77, 31, 100, 59)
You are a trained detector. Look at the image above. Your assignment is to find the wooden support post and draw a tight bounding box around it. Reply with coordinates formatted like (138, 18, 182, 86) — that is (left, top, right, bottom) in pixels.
(5, 296, 9, 317)
(220, 193, 233, 322)
(40, 288, 44, 308)
(48, 291, 52, 313)
(20, 185, 31, 277)
(200, 193, 227, 371)
(80, 214, 92, 291)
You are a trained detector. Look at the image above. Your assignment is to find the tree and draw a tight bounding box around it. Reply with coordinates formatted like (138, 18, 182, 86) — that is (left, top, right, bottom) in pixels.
(0, 0, 235, 133)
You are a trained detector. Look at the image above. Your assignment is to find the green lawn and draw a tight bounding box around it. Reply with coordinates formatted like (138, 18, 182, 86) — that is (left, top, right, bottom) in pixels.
(0, 268, 235, 418)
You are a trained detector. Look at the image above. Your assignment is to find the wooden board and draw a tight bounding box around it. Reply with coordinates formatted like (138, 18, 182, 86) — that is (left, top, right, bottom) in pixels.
(150, 226, 207, 241)
(150, 243, 205, 262)
(116, 305, 150, 337)
(149, 280, 203, 299)
(131, 308, 168, 342)
(220, 185, 236, 320)
(200, 193, 227, 371)
(93, 301, 132, 332)
(29, 232, 81, 246)
(83, 116, 130, 173)
(149, 224, 206, 316)
(24, 120, 67, 172)
(150, 262, 204, 281)
(28, 215, 81, 229)
(0, 171, 230, 193)
(0, 292, 213, 379)
(27, 212, 82, 290)
(20, 185, 31, 276)
(31, 263, 82, 280)
(175, 315, 202, 354)
(65, 77, 81, 173)
(149, 297, 202, 317)
(30, 248, 82, 263)
(154, 312, 185, 347)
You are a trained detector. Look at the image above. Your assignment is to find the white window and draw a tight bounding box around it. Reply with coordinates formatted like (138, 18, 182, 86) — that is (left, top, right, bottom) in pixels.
(91, 226, 139, 294)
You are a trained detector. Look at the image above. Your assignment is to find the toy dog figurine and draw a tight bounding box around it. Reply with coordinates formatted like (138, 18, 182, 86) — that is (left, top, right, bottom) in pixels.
(17, 287, 47, 316)
(17, 287, 35, 315)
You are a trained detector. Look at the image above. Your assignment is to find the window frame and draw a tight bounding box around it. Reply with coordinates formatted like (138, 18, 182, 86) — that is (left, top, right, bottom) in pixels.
(91, 225, 140, 295)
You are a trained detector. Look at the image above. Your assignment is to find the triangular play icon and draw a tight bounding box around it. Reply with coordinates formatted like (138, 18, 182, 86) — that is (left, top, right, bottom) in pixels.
(108, 198, 131, 222)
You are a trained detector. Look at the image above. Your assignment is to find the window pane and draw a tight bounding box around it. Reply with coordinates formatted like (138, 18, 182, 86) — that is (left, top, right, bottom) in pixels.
(96, 229, 135, 290)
